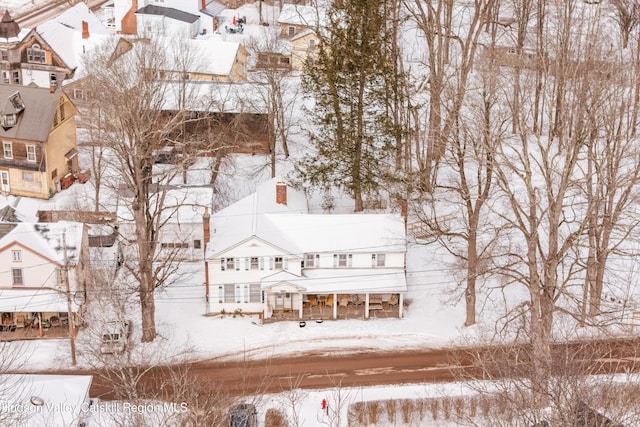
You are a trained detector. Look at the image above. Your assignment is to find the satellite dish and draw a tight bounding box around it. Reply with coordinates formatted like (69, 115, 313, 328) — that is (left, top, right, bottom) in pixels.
(73, 291, 86, 305)
(30, 396, 44, 406)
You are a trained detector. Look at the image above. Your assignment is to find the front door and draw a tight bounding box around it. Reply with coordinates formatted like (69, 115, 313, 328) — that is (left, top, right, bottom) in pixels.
(275, 292, 293, 311)
(0, 170, 9, 193)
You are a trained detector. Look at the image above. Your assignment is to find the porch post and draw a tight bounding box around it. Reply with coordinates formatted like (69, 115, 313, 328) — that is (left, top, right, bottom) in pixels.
(365, 293, 370, 319)
(299, 294, 304, 319)
(398, 294, 404, 318)
(332, 293, 337, 319)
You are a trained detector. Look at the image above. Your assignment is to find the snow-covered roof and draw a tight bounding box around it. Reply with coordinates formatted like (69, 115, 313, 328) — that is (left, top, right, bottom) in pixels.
(290, 28, 316, 42)
(207, 178, 406, 258)
(36, 2, 111, 71)
(262, 269, 407, 294)
(117, 186, 214, 224)
(0, 221, 85, 265)
(160, 37, 241, 76)
(258, 213, 406, 255)
(0, 287, 81, 312)
(160, 81, 269, 114)
(277, 4, 320, 27)
(0, 374, 91, 425)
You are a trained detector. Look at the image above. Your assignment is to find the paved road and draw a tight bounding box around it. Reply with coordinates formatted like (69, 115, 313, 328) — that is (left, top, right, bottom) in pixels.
(42, 337, 640, 400)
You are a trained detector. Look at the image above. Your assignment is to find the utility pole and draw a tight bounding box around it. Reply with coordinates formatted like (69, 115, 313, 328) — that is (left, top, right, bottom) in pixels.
(62, 231, 77, 366)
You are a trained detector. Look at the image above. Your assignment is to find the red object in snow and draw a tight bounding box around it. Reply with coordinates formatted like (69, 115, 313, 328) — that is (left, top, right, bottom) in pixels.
(321, 399, 327, 410)
(232, 15, 237, 25)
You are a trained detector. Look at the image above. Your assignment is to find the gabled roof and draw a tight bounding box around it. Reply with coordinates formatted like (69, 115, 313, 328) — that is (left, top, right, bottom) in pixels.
(117, 186, 214, 224)
(277, 4, 321, 27)
(0, 85, 64, 142)
(160, 37, 242, 76)
(290, 28, 316, 42)
(0, 221, 85, 266)
(136, 5, 200, 24)
(36, 2, 112, 71)
(206, 178, 406, 259)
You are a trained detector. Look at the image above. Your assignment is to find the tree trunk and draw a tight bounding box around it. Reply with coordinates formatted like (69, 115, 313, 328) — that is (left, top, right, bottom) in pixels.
(465, 230, 477, 327)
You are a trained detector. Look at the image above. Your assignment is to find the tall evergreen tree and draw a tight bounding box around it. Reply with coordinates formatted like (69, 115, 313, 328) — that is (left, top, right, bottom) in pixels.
(299, 0, 397, 211)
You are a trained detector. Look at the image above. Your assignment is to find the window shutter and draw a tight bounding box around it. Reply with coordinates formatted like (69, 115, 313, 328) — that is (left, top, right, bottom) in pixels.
(234, 258, 240, 271)
(260, 257, 264, 270)
(269, 257, 274, 270)
(221, 258, 225, 271)
(284, 258, 289, 270)
(244, 257, 249, 271)
(348, 254, 353, 267)
(333, 254, 337, 267)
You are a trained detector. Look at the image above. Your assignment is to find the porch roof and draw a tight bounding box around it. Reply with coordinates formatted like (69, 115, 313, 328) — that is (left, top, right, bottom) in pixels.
(0, 288, 80, 313)
(261, 269, 407, 294)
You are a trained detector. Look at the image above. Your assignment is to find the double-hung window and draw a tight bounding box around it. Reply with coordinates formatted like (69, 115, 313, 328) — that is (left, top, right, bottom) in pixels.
(26, 145, 36, 162)
(372, 253, 386, 267)
(304, 253, 319, 268)
(3, 141, 12, 159)
(12, 268, 23, 285)
(334, 254, 352, 268)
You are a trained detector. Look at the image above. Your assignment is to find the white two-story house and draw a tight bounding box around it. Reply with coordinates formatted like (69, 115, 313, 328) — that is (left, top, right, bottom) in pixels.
(0, 221, 88, 331)
(204, 178, 407, 321)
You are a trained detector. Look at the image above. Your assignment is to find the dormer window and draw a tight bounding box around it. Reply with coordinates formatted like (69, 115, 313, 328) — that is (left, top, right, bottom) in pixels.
(27, 44, 46, 63)
(3, 113, 15, 127)
(8, 92, 24, 112)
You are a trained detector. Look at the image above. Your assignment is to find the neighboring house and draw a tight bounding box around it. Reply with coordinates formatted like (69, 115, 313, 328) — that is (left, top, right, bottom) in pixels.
(204, 178, 408, 321)
(35, 2, 112, 87)
(290, 29, 318, 71)
(103, 36, 250, 82)
(0, 374, 93, 426)
(277, 4, 319, 39)
(0, 221, 89, 333)
(160, 38, 250, 82)
(116, 186, 214, 262)
(111, 0, 226, 36)
(0, 84, 80, 199)
(135, 5, 200, 39)
(0, 11, 70, 90)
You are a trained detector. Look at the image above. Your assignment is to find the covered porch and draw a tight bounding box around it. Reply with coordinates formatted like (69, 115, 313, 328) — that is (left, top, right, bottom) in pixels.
(0, 288, 81, 341)
(263, 269, 406, 322)
(266, 292, 402, 322)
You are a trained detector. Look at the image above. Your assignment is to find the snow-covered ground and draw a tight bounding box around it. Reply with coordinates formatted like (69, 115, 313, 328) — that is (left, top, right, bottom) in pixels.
(1, 1, 639, 425)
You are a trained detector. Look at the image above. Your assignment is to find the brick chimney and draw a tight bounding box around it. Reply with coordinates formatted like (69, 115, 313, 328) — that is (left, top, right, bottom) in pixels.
(121, 0, 138, 35)
(203, 207, 211, 246)
(201, 0, 206, 10)
(276, 182, 287, 205)
(81, 21, 89, 39)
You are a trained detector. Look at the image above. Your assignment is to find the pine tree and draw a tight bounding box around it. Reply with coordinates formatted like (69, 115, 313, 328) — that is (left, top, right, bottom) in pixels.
(299, 0, 397, 212)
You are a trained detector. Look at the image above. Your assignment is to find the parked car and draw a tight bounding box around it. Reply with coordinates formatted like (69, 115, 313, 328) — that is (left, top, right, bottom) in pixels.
(228, 403, 257, 427)
(99, 320, 131, 354)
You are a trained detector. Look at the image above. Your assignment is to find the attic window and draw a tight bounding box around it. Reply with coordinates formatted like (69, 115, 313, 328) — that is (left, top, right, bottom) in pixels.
(27, 44, 45, 63)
